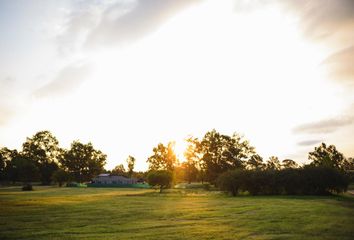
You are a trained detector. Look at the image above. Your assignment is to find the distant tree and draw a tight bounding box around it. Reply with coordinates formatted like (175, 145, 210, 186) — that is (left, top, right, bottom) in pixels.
(60, 141, 106, 183)
(282, 159, 298, 169)
(266, 156, 281, 170)
(147, 142, 177, 172)
(147, 170, 173, 193)
(22, 131, 61, 184)
(308, 143, 346, 170)
(126, 155, 136, 177)
(111, 164, 126, 176)
(247, 154, 265, 170)
(52, 169, 70, 187)
(200, 130, 254, 183)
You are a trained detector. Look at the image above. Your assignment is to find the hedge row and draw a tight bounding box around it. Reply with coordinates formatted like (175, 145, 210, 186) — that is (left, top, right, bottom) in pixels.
(217, 166, 350, 196)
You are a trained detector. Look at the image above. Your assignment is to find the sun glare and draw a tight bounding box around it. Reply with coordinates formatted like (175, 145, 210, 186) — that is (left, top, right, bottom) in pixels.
(173, 139, 189, 163)
(18, 0, 348, 171)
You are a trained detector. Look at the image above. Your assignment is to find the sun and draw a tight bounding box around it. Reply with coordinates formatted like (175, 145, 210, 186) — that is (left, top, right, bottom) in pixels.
(173, 139, 189, 163)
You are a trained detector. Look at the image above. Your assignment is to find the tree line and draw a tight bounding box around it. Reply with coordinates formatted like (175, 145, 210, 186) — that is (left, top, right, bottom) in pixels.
(146, 129, 353, 194)
(1, 129, 353, 194)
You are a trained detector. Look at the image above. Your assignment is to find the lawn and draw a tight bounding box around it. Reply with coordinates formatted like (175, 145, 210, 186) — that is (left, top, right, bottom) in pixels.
(0, 186, 353, 240)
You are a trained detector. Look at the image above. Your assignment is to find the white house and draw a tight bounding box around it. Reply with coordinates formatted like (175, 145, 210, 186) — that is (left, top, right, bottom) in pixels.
(91, 174, 137, 185)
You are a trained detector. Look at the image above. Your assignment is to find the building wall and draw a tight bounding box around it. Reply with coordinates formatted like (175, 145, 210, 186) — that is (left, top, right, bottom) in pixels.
(92, 175, 137, 185)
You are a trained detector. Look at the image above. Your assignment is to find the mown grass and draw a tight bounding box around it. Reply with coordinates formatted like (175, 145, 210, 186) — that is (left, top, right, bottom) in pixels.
(0, 186, 353, 240)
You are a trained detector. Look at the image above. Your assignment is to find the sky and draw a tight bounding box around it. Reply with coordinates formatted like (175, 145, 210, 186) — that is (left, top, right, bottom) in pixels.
(0, 0, 353, 171)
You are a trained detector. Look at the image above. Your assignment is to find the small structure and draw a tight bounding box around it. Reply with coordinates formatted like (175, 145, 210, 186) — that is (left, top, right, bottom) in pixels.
(91, 174, 137, 185)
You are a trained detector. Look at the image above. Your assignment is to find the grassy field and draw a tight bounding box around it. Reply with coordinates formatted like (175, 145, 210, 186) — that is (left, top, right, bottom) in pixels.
(0, 186, 353, 240)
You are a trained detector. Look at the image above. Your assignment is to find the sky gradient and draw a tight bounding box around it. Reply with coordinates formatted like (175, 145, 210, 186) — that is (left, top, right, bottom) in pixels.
(0, 0, 353, 170)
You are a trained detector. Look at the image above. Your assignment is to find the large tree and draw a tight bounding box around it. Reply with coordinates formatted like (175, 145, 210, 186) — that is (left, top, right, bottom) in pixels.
(308, 143, 346, 170)
(147, 142, 178, 172)
(200, 130, 254, 183)
(60, 141, 106, 183)
(22, 131, 61, 184)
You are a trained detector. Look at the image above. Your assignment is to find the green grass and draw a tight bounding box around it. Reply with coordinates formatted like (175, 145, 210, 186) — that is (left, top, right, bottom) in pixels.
(0, 186, 353, 240)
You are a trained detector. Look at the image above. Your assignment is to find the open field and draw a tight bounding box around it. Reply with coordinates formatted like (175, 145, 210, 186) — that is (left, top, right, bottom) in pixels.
(0, 187, 353, 240)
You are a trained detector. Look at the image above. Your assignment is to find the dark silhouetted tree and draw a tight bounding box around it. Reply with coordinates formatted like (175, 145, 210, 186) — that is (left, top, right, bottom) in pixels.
(22, 131, 61, 184)
(147, 170, 173, 193)
(200, 130, 254, 183)
(126, 155, 136, 177)
(147, 142, 177, 172)
(60, 141, 106, 183)
(309, 143, 346, 170)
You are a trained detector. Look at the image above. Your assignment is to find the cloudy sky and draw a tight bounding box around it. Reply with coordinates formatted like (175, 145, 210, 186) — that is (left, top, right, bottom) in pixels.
(0, 0, 353, 170)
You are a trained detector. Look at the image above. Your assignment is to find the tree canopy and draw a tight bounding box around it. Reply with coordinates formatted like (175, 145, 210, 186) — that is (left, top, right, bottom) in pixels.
(199, 130, 255, 183)
(308, 143, 347, 170)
